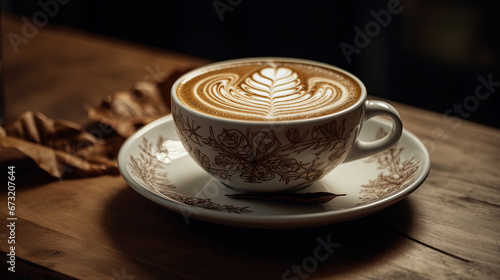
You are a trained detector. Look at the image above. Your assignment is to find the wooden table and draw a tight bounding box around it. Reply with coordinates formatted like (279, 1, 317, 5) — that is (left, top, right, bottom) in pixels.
(1, 13, 499, 280)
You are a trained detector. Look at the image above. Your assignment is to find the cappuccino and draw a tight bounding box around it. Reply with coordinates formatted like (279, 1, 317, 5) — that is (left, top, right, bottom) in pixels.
(176, 59, 362, 121)
(172, 58, 403, 192)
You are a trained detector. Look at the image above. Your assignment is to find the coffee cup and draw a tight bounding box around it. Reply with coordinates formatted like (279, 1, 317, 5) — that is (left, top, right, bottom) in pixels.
(171, 57, 402, 192)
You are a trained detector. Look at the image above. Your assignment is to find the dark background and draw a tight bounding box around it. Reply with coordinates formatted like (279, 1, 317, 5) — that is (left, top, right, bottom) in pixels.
(3, 0, 500, 128)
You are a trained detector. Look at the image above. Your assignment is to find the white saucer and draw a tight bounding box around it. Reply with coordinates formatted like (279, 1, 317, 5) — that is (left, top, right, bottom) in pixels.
(118, 115, 430, 228)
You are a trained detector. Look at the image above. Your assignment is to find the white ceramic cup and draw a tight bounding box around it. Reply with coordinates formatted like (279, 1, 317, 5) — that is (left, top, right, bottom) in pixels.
(171, 57, 402, 192)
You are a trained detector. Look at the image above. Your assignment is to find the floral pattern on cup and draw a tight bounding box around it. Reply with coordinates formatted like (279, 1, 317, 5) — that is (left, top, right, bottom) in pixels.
(173, 111, 355, 185)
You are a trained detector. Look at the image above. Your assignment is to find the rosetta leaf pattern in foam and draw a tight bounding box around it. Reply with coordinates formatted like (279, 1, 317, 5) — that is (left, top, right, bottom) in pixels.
(240, 67, 303, 118)
(200, 66, 345, 120)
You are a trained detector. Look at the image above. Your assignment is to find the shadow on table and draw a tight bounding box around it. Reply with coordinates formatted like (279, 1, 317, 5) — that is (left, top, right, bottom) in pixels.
(101, 185, 415, 279)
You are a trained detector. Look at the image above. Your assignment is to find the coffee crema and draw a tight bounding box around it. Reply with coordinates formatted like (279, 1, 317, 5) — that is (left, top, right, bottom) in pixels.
(176, 60, 362, 121)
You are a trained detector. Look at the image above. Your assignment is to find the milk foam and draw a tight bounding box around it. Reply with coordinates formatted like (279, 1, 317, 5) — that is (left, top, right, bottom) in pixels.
(177, 61, 361, 121)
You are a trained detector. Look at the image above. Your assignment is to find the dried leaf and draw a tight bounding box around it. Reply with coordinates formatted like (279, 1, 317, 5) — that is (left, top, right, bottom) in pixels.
(0, 67, 194, 179)
(225, 192, 346, 204)
(86, 68, 192, 137)
(85, 81, 168, 138)
(0, 111, 121, 178)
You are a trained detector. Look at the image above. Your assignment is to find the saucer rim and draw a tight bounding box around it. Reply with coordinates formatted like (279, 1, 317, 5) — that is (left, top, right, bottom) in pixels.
(118, 115, 430, 228)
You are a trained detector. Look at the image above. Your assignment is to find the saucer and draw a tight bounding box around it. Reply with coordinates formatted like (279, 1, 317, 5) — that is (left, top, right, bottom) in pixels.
(118, 115, 430, 228)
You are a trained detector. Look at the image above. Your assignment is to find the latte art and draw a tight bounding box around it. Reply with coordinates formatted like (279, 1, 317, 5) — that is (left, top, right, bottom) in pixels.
(176, 61, 361, 121)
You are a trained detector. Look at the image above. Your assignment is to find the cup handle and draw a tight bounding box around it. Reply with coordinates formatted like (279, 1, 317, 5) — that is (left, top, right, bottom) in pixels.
(344, 100, 403, 162)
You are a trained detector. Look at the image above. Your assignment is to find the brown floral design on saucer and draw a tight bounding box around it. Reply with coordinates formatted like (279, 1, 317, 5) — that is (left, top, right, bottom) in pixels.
(129, 136, 252, 213)
(358, 128, 420, 204)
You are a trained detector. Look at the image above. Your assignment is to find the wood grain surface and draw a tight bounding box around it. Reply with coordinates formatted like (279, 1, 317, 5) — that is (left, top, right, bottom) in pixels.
(1, 13, 499, 280)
